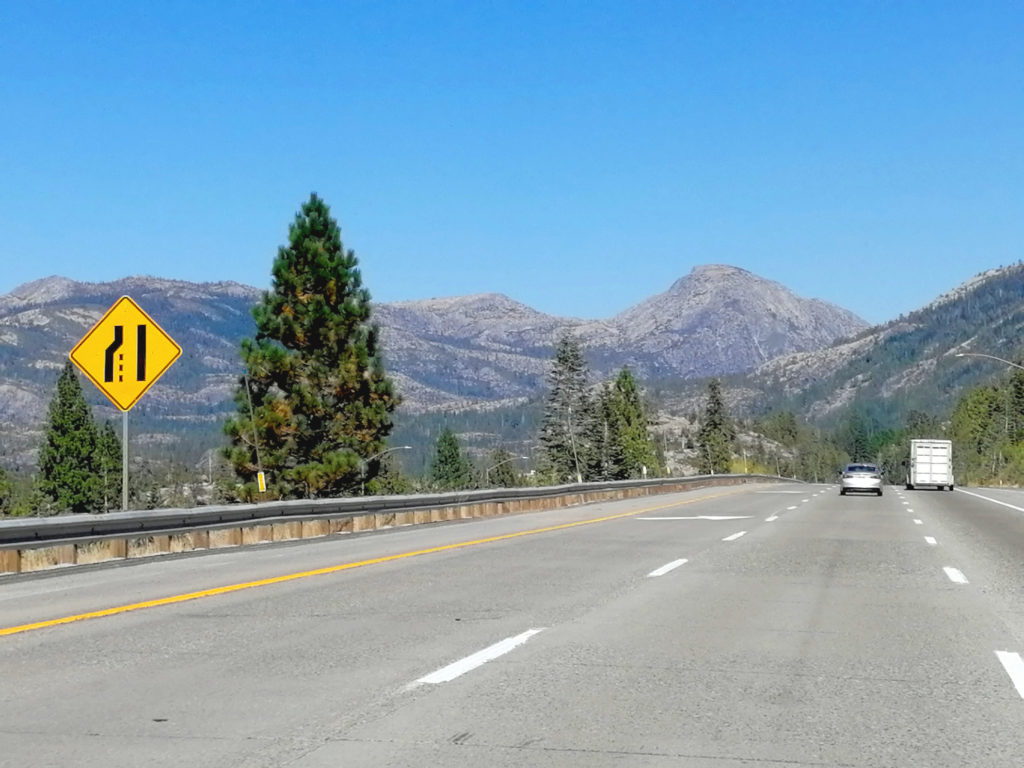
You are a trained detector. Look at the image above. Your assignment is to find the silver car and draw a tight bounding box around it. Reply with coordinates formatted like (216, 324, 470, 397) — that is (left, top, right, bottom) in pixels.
(839, 463, 883, 496)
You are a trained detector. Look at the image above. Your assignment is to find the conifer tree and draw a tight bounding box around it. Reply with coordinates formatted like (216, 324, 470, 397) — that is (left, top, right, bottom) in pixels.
(592, 384, 624, 480)
(1008, 370, 1024, 444)
(839, 411, 872, 462)
(0, 466, 13, 515)
(38, 362, 101, 513)
(224, 194, 400, 499)
(604, 368, 660, 479)
(485, 446, 522, 488)
(430, 428, 474, 490)
(95, 421, 122, 512)
(538, 334, 595, 483)
(696, 378, 735, 475)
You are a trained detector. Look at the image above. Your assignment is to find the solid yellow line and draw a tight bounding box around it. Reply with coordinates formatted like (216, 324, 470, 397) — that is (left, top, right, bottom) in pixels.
(0, 488, 746, 637)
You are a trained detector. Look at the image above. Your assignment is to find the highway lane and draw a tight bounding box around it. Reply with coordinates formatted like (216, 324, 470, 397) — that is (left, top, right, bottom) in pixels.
(0, 483, 800, 766)
(1, 483, 1022, 767)
(0, 483, 770, 630)
(299, 485, 1024, 767)
(891, 485, 1024, 646)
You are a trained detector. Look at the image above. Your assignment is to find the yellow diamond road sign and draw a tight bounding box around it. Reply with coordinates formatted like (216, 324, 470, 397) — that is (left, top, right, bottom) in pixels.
(70, 296, 182, 411)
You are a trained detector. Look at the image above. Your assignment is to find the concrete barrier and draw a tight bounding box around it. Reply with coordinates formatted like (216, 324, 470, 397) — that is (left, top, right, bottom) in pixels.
(0, 474, 793, 575)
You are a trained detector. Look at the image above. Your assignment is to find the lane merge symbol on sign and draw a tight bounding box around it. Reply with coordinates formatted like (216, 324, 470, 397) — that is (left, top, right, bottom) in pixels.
(70, 296, 182, 411)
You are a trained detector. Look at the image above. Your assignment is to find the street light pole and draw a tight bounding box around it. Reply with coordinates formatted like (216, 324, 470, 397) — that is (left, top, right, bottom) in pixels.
(361, 445, 412, 495)
(954, 352, 1024, 372)
(484, 455, 529, 486)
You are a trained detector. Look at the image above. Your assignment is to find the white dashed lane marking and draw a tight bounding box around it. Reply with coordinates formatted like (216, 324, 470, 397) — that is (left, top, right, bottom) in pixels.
(995, 652, 1024, 700)
(647, 559, 688, 577)
(722, 531, 747, 542)
(943, 567, 969, 585)
(413, 629, 545, 686)
(924, 536, 937, 545)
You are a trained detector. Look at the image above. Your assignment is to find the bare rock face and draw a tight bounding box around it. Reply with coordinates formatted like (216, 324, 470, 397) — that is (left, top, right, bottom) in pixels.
(0, 266, 868, 462)
(609, 265, 867, 378)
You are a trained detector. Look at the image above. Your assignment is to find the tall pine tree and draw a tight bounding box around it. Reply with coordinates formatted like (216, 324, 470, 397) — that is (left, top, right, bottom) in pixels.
(538, 334, 595, 483)
(430, 428, 474, 490)
(95, 421, 122, 513)
(604, 368, 660, 479)
(224, 193, 400, 499)
(39, 362, 100, 513)
(696, 378, 735, 475)
(0, 466, 13, 516)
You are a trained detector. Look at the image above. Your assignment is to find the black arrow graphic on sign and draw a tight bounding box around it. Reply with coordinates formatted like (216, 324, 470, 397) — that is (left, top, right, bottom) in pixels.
(104, 326, 123, 383)
(137, 324, 147, 381)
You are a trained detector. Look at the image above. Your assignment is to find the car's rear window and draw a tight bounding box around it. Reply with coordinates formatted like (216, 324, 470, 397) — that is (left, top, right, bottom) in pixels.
(846, 464, 878, 473)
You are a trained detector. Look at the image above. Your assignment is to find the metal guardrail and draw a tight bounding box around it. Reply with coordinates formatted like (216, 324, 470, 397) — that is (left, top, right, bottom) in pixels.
(0, 474, 791, 546)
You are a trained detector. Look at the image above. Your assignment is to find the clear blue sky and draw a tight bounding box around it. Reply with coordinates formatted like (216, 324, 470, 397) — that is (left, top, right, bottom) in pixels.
(2, 1, 1021, 324)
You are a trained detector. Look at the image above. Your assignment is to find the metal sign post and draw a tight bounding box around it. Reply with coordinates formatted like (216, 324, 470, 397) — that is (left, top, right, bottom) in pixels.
(123, 410, 129, 512)
(69, 296, 182, 511)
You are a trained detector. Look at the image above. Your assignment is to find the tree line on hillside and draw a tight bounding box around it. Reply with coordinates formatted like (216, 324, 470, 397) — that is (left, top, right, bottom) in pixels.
(30, 193, 1024, 516)
(783, 263, 1024, 423)
(949, 365, 1024, 484)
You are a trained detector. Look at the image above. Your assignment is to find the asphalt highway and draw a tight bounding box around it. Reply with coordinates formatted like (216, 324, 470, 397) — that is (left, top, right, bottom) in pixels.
(2, 482, 1023, 767)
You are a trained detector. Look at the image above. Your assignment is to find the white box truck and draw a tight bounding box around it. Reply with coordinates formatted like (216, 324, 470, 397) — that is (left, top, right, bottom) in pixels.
(905, 439, 954, 491)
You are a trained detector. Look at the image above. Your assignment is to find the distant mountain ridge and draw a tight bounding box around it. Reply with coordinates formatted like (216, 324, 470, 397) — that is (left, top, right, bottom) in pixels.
(373, 265, 867, 408)
(0, 265, 867, 463)
(609, 265, 866, 377)
(699, 261, 1024, 424)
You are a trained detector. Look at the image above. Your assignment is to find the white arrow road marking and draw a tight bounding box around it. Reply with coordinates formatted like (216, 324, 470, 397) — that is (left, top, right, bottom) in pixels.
(413, 629, 545, 686)
(722, 531, 747, 542)
(647, 558, 689, 577)
(995, 651, 1024, 699)
(637, 516, 754, 521)
(943, 567, 969, 585)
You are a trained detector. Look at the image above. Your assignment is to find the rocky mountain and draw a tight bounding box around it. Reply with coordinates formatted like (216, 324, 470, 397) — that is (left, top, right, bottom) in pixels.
(609, 265, 867, 378)
(655, 262, 1024, 426)
(374, 265, 867, 408)
(0, 265, 867, 464)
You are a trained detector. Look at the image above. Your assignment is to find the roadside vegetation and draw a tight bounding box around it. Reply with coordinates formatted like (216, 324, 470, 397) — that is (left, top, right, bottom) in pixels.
(4, 211, 1022, 516)
(536, 334, 662, 485)
(948, 365, 1024, 485)
(223, 193, 400, 500)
